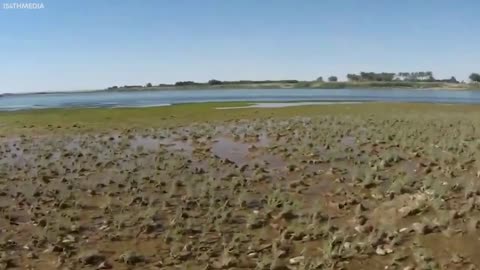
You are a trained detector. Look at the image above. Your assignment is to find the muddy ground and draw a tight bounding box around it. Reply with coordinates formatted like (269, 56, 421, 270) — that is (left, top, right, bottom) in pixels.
(1, 113, 480, 269)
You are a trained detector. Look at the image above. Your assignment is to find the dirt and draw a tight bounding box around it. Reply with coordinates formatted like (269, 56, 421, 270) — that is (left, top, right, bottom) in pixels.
(0, 115, 479, 269)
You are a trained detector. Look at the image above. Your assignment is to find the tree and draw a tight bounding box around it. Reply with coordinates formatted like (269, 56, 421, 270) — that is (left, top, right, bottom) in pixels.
(470, 73, 480, 82)
(208, 79, 222, 85)
(328, 76, 338, 82)
(347, 74, 361, 81)
(145, 83, 152, 87)
(316, 76, 324, 82)
(448, 76, 458, 83)
(175, 81, 197, 86)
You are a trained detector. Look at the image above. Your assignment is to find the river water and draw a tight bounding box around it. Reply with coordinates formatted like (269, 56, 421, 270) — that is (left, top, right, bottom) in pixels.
(0, 88, 479, 111)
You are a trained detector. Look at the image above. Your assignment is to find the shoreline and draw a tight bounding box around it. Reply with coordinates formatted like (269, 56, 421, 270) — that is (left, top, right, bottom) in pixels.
(1, 102, 480, 134)
(2, 81, 480, 96)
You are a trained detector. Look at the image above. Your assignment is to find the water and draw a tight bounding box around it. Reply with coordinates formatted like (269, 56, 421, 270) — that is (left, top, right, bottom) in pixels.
(1, 88, 480, 111)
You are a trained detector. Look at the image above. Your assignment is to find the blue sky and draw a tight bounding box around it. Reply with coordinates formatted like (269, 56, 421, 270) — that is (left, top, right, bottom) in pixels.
(0, 0, 479, 93)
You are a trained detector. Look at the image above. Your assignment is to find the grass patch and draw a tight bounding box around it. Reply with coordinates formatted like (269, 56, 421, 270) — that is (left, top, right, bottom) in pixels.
(1, 102, 480, 135)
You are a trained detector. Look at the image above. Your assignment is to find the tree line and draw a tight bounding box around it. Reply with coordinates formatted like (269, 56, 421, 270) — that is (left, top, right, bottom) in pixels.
(171, 80, 301, 86)
(106, 72, 480, 90)
(343, 71, 459, 83)
(176, 73, 480, 85)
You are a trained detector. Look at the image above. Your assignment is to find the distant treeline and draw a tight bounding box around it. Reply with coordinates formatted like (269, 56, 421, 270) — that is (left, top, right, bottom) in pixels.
(345, 71, 458, 83)
(176, 79, 299, 86)
(107, 80, 300, 89)
(106, 72, 480, 90)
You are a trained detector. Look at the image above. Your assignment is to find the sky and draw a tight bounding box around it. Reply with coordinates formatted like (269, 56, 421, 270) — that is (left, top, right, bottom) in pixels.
(0, 0, 479, 93)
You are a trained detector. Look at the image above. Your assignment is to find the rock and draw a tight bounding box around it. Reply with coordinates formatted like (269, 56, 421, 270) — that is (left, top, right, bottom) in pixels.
(451, 254, 464, 264)
(376, 246, 387, 256)
(355, 224, 373, 234)
(26, 252, 38, 259)
(412, 222, 433, 235)
(398, 205, 421, 217)
(287, 164, 297, 172)
(288, 256, 304, 265)
(355, 203, 367, 215)
(118, 251, 145, 265)
(77, 250, 105, 265)
(355, 215, 368, 225)
(61, 234, 76, 244)
(246, 217, 265, 230)
(288, 180, 306, 188)
(151, 260, 164, 268)
(275, 209, 298, 221)
(97, 261, 112, 269)
(37, 218, 47, 227)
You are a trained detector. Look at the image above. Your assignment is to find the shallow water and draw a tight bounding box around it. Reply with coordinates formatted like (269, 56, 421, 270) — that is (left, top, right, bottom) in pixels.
(216, 101, 361, 109)
(1, 88, 480, 110)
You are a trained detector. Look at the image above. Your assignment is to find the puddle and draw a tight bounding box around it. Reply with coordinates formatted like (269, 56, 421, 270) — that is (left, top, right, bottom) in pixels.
(211, 137, 254, 164)
(211, 134, 285, 168)
(130, 136, 161, 151)
(341, 136, 356, 147)
(160, 139, 193, 154)
(216, 102, 362, 109)
(129, 136, 194, 154)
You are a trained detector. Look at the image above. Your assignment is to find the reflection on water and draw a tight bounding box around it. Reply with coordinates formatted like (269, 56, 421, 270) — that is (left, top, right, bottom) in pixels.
(0, 131, 287, 180)
(212, 137, 255, 165)
(211, 135, 285, 168)
(130, 136, 194, 154)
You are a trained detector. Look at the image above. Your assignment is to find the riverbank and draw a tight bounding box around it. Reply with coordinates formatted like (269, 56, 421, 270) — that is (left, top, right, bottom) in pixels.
(107, 81, 479, 92)
(2, 81, 478, 97)
(1, 102, 480, 135)
(2, 102, 480, 269)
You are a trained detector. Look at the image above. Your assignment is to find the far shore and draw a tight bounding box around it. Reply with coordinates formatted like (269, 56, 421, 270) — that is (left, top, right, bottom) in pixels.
(104, 81, 480, 92)
(2, 81, 480, 96)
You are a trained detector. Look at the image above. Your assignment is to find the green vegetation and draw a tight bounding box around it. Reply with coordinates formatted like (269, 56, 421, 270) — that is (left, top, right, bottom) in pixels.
(105, 80, 477, 92)
(328, 76, 338, 82)
(104, 71, 480, 92)
(470, 73, 480, 82)
(346, 71, 458, 83)
(347, 72, 396, 82)
(2, 102, 480, 135)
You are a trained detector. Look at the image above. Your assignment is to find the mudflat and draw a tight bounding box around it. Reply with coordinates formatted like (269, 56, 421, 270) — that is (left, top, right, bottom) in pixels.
(1, 103, 480, 269)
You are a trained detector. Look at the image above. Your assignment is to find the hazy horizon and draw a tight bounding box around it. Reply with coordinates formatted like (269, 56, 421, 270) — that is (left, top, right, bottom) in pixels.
(1, 0, 479, 93)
